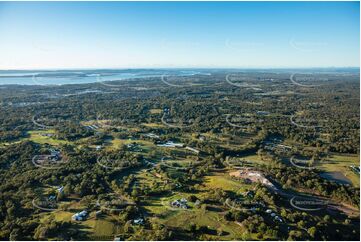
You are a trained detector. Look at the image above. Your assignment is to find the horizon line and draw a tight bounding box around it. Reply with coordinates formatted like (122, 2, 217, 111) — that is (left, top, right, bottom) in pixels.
(0, 66, 360, 71)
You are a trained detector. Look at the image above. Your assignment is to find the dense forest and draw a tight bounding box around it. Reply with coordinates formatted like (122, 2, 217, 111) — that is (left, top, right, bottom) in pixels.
(0, 70, 359, 240)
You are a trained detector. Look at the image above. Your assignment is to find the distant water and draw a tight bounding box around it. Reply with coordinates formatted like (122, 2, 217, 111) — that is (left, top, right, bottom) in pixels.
(0, 70, 203, 85)
(319, 171, 352, 185)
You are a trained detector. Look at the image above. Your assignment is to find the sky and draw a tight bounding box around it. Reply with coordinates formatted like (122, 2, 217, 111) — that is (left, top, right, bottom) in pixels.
(0, 1, 359, 69)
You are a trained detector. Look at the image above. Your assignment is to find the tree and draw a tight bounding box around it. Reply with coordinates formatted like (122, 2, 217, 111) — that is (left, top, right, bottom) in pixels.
(308, 226, 317, 238)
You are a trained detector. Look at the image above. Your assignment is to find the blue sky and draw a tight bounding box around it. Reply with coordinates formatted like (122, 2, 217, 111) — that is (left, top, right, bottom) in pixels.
(0, 1, 359, 69)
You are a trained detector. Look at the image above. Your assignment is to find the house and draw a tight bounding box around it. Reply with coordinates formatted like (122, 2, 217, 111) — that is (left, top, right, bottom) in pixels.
(275, 216, 283, 223)
(57, 186, 64, 194)
(266, 209, 272, 214)
(127, 143, 142, 151)
(96, 145, 102, 151)
(86, 125, 99, 131)
(170, 198, 188, 209)
(133, 218, 144, 225)
(350, 165, 360, 175)
(199, 136, 206, 141)
(72, 210, 88, 221)
(49, 149, 60, 157)
(256, 111, 270, 116)
(145, 133, 160, 139)
(157, 141, 184, 148)
(48, 195, 56, 200)
(48, 149, 61, 162)
(41, 133, 54, 137)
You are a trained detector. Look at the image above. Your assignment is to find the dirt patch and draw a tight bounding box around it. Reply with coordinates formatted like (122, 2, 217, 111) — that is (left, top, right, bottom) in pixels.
(229, 169, 276, 189)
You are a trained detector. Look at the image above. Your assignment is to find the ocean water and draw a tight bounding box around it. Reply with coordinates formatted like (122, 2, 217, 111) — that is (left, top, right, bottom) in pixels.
(0, 70, 203, 85)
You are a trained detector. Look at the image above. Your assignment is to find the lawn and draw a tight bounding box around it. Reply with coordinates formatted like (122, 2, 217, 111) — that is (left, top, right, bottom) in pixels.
(26, 130, 71, 146)
(237, 153, 266, 165)
(51, 203, 118, 238)
(107, 138, 156, 152)
(141, 122, 165, 128)
(144, 190, 246, 239)
(203, 172, 250, 192)
(162, 208, 247, 240)
(316, 153, 360, 187)
(149, 109, 162, 114)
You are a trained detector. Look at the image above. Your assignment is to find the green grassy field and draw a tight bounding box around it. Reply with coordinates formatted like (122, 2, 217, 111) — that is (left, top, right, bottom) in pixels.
(203, 172, 251, 192)
(161, 208, 247, 240)
(316, 153, 360, 187)
(26, 130, 71, 146)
